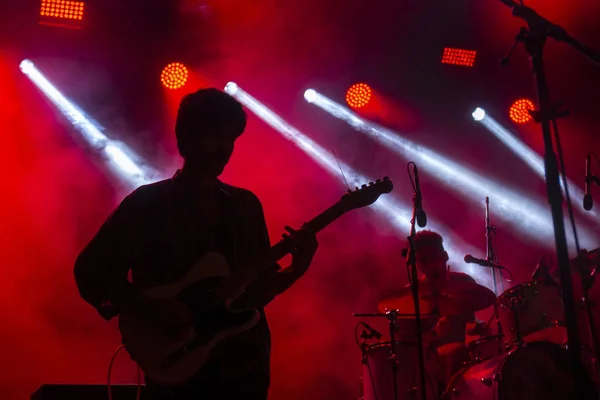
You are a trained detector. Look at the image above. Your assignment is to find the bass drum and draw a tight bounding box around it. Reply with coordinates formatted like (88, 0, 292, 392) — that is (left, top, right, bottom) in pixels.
(443, 341, 595, 400)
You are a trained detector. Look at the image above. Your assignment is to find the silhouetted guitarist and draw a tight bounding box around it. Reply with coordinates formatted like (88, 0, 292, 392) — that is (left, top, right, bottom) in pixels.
(74, 88, 319, 400)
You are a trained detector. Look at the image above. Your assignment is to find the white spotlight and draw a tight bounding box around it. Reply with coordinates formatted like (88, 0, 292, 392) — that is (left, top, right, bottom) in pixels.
(21, 59, 158, 188)
(20, 59, 34, 73)
(304, 89, 317, 103)
(224, 82, 239, 96)
(472, 107, 486, 121)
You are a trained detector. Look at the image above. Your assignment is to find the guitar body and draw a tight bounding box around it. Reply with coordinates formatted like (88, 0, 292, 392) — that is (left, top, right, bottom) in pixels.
(118, 252, 261, 385)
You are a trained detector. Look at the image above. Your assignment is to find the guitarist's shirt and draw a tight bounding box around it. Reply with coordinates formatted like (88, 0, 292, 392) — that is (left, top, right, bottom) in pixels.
(74, 170, 285, 385)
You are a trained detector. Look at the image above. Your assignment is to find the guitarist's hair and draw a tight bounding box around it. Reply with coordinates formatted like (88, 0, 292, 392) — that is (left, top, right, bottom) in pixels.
(175, 88, 247, 159)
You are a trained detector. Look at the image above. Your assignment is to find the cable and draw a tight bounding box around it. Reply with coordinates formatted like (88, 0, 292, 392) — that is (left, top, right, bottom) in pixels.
(107, 345, 142, 400)
(136, 366, 141, 400)
(490, 223, 512, 288)
(490, 225, 513, 284)
(407, 162, 418, 193)
(107, 345, 125, 400)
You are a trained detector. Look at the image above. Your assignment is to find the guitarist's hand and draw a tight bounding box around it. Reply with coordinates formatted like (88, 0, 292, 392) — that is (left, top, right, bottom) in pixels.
(282, 225, 319, 277)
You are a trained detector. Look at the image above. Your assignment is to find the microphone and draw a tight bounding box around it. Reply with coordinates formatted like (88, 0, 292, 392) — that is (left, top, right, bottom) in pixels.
(584, 152, 593, 211)
(464, 254, 504, 269)
(360, 322, 382, 339)
(413, 165, 427, 227)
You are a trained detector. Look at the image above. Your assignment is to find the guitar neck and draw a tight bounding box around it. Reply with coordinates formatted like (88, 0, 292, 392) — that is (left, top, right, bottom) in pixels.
(269, 201, 348, 263)
(220, 201, 350, 296)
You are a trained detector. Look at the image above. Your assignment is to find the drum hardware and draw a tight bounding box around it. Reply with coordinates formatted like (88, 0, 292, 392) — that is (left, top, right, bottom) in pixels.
(463, 198, 512, 340)
(484, 197, 509, 341)
(357, 338, 440, 400)
(357, 325, 376, 400)
(552, 247, 600, 391)
(480, 373, 501, 387)
(467, 335, 506, 362)
(443, 341, 595, 399)
(499, 2, 600, 397)
(497, 281, 567, 346)
(353, 311, 439, 400)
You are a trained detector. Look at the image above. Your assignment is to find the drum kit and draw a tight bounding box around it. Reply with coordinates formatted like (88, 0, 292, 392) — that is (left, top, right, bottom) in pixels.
(353, 249, 600, 400)
(352, 194, 600, 400)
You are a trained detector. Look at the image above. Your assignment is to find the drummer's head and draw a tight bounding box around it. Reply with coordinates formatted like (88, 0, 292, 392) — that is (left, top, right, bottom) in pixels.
(414, 230, 449, 279)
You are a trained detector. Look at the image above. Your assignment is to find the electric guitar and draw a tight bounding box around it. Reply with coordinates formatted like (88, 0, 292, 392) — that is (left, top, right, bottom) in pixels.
(118, 177, 393, 384)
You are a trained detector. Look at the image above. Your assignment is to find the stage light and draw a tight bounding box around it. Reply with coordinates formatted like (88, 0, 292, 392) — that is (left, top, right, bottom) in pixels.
(161, 63, 189, 90)
(441, 48, 477, 67)
(40, 0, 85, 23)
(21, 59, 158, 188)
(509, 98, 535, 124)
(304, 89, 317, 103)
(225, 82, 485, 284)
(346, 83, 371, 109)
(305, 89, 599, 250)
(473, 107, 598, 220)
(472, 107, 485, 121)
(224, 82, 238, 96)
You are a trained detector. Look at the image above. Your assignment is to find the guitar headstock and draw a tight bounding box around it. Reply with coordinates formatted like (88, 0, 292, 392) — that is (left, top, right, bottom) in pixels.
(340, 177, 393, 210)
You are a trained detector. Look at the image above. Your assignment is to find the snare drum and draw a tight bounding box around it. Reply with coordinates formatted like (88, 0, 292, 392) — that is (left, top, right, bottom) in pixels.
(497, 281, 565, 345)
(363, 341, 439, 400)
(467, 335, 505, 362)
(443, 341, 594, 400)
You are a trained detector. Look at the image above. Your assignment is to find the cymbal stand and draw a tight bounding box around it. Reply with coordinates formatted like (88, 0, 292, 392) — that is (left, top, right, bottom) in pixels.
(485, 197, 503, 339)
(498, 1, 600, 397)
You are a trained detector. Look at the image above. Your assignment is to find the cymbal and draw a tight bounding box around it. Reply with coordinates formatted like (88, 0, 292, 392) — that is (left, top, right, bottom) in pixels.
(377, 279, 496, 316)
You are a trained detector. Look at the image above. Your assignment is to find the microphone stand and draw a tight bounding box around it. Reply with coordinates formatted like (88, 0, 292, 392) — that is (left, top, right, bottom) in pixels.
(485, 197, 503, 339)
(499, 1, 600, 397)
(406, 191, 427, 400)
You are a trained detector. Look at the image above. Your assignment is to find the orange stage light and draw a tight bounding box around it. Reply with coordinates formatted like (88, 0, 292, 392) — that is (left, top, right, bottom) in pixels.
(509, 98, 535, 124)
(346, 83, 372, 109)
(40, 0, 85, 21)
(161, 63, 189, 90)
(441, 47, 477, 67)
